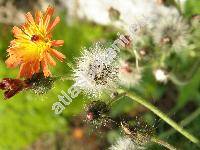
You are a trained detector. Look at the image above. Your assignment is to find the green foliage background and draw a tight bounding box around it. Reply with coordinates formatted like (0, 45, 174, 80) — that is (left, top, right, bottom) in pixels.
(0, 0, 199, 149)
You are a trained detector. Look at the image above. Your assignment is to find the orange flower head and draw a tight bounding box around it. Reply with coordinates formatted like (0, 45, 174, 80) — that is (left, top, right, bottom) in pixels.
(6, 6, 65, 78)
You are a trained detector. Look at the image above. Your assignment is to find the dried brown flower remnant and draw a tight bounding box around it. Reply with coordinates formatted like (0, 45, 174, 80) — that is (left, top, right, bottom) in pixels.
(0, 78, 29, 99)
(0, 72, 56, 99)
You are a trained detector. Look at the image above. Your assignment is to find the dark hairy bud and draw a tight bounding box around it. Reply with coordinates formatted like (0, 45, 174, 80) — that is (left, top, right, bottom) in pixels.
(86, 100, 110, 121)
(25, 72, 55, 95)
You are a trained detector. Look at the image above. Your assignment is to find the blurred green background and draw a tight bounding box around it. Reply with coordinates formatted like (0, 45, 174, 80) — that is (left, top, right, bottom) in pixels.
(0, 0, 200, 150)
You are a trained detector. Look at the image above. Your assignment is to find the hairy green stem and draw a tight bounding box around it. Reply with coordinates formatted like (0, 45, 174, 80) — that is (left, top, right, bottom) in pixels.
(160, 107, 200, 138)
(124, 91, 199, 144)
(151, 137, 177, 150)
(54, 74, 74, 81)
(168, 73, 189, 86)
(108, 92, 126, 106)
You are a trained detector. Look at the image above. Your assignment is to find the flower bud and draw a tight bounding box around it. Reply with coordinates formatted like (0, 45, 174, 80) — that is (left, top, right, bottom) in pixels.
(25, 72, 55, 95)
(86, 100, 110, 121)
(153, 69, 168, 83)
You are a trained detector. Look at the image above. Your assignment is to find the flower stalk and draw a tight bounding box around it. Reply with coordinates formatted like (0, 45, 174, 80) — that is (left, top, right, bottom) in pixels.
(151, 137, 177, 150)
(123, 90, 199, 144)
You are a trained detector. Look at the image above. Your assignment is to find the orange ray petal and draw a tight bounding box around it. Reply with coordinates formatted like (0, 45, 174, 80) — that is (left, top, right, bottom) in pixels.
(19, 63, 28, 78)
(18, 63, 25, 78)
(32, 60, 40, 73)
(27, 63, 34, 78)
(44, 6, 54, 27)
(35, 10, 42, 24)
(7, 47, 15, 53)
(19, 62, 36, 78)
(41, 58, 51, 77)
(49, 48, 66, 62)
(44, 6, 54, 20)
(47, 33, 52, 39)
(51, 40, 64, 47)
(25, 12, 35, 24)
(47, 16, 60, 32)
(28, 62, 34, 77)
(5, 56, 20, 68)
(10, 40, 17, 46)
(46, 53, 56, 66)
(21, 23, 32, 37)
(12, 26, 22, 36)
(44, 15, 51, 28)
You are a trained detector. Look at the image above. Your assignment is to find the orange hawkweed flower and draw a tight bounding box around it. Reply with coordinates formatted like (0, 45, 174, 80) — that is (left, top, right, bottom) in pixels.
(6, 6, 65, 78)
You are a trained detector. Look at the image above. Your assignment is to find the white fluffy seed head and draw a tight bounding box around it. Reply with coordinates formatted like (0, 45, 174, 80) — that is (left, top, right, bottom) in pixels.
(73, 43, 119, 96)
(153, 69, 168, 83)
(118, 60, 142, 87)
(109, 137, 146, 150)
(153, 15, 189, 52)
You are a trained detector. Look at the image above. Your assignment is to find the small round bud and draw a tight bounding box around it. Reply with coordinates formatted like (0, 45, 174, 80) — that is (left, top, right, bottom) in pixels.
(161, 36, 172, 45)
(139, 48, 149, 57)
(119, 60, 142, 87)
(86, 100, 110, 121)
